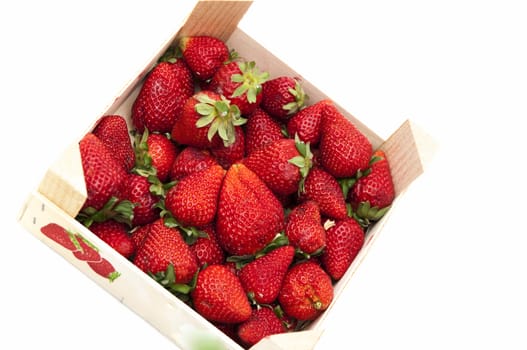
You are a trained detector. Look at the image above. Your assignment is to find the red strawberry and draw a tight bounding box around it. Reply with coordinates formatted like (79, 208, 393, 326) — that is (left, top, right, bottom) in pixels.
(189, 225, 225, 267)
(300, 167, 348, 220)
(285, 200, 326, 255)
(120, 173, 160, 226)
(134, 130, 178, 183)
(92, 114, 135, 171)
(89, 220, 135, 259)
(129, 223, 151, 250)
(179, 36, 230, 81)
(40, 223, 78, 251)
(88, 257, 120, 282)
(286, 99, 331, 146)
(237, 307, 286, 347)
(244, 107, 285, 155)
(216, 163, 285, 256)
(165, 164, 225, 227)
(72, 234, 102, 263)
(319, 102, 372, 178)
(171, 90, 246, 148)
(278, 261, 334, 321)
(191, 264, 252, 324)
(348, 150, 396, 220)
(321, 218, 364, 281)
(242, 138, 312, 197)
(79, 133, 127, 210)
(133, 219, 198, 283)
(260, 76, 307, 120)
(210, 125, 245, 169)
(209, 60, 269, 115)
(169, 146, 218, 181)
(131, 59, 194, 133)
(238, 245, 295, 305)
(145, 133, 178, 182)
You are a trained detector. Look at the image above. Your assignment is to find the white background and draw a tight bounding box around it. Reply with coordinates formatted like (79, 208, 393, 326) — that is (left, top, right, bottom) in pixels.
(1, 0, 526, 349)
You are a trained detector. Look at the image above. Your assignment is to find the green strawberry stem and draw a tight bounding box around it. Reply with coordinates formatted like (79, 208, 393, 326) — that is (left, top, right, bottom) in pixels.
(76, 196, 135, 228)
(131, 128, 175, 197)
(288, 134, 313, 194)
(195, 93, 246, 147)
(132, 128, 155, 177)
(293, 246, 325, 261)
(338, 155, 381, 198)
(283, 81, 308, 115)
(338, 177, 356, 199)
(226, 232, 289, 269)
(158, 45, 182, 63)
(149, 264, 198, 303)
(347, 202, 392, 229)
(231, 61, 269, 103)
(156, 201, 207, 245)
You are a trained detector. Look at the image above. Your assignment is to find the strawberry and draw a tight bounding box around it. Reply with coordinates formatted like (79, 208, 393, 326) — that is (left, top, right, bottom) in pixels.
(92, 114, 135, 171)
(40, 223, 78, 251)
(285, 200, 326, 255)
(260, 76, 307, 120)
(134, 130, 178, 183)
(169, 146, 218, 181)
(278, 261, 334, 321)
(348, 150, 395, 222)
(237, 307, 286, 347)
(72, 234, 102, 263)
(178, 36, 230, 81)
(120, 173, 160, 226)
(321, 218, 364, 281)
(189, 225, 225, 267)
(286, 99, 331, 146)
(238, 245, 295, 305)
(216, 163, 285, 256)
(244, 107, 285, 155)
(301, 167, 348, 220)
(319, 102, 372, 178)
(131, 59, 194, 133)
(209, 60, 269, 116)
(210, 125, 245, 169)
(129, 223, 151, 250)
(165, 164, 225, 227)
(191, 264, 252, 324)
(171, 90, 246, 148)
(133, 219, 198, 283)
(89, 220, 135, 259)
(88, 257, 120, 282)
(242, 137, 312, 196)
(79, 133, 127, 211)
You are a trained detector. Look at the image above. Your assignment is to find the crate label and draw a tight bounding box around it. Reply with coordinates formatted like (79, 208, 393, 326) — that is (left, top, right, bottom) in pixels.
(40, 222, 121, 282)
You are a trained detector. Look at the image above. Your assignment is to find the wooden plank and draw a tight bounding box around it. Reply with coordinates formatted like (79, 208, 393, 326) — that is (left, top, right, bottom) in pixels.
(177, 0, 253, 42)
(379, 119, 438, 196)
(37, 142, 87, 218)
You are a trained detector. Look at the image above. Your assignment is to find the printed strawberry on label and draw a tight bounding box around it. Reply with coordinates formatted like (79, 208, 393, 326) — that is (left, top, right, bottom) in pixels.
(71, 34, 398, 349)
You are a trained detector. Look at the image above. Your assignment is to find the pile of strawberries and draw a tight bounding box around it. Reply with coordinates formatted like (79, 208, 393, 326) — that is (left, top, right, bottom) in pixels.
(76, 35, 395, 348)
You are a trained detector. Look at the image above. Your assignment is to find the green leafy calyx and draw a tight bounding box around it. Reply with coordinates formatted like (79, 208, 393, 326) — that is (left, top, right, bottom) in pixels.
(288, 134, 314, 194)
(231, 61, 270, 103)
(283, 80, 308, 115)
(195, 93, 246, 147)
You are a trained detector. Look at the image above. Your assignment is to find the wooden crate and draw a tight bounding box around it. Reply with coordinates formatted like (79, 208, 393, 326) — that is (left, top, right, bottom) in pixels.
(17, 1, 435, 349)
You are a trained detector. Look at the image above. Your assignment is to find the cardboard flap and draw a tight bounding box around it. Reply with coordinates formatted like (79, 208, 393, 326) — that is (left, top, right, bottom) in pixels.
(379, 119, 437, 195)
(177, 0, 253, 42)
